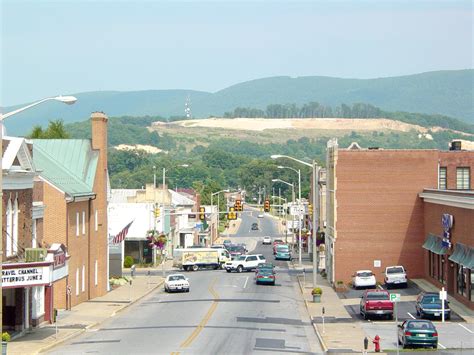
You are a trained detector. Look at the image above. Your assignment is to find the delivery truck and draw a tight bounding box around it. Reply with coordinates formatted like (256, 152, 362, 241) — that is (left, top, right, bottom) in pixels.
(173, 247, 231, 271)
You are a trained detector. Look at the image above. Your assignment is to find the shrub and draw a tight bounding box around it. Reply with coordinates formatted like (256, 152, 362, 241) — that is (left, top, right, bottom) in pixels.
(123, 256, 134, 268)
(311, 287, 323, 296)
(2, 332, 10, 342)
(336, 280, 344, 285)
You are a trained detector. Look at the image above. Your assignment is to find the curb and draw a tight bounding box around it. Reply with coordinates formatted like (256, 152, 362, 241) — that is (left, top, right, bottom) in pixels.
(296, 275, 329, 353)
(37, 278, 164, 354)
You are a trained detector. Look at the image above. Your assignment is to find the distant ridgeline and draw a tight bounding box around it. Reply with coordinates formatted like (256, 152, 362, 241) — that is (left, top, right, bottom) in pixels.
(223, 102, 474, 134)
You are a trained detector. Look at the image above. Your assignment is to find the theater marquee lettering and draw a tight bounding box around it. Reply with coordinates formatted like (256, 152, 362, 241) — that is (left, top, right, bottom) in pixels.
(2, 266, 50, 287)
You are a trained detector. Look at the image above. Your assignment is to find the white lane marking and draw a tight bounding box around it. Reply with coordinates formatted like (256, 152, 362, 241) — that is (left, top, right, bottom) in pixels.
(243, 276, 249, 289)
(458, 323, 474, 334)
(407, 312, 416, 319)
(438, 343, 446, 349)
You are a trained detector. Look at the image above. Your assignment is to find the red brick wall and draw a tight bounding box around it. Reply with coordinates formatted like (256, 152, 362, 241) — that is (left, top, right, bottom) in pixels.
(334, 150, 439, 283)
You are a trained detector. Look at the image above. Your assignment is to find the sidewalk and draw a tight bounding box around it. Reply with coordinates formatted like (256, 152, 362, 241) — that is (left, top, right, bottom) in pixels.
(8, 265, 168, 355)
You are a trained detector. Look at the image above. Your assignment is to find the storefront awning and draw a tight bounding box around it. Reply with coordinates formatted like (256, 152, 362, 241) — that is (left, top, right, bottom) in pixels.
(450, 243, 474, 269)
(422, 234, 448, 255)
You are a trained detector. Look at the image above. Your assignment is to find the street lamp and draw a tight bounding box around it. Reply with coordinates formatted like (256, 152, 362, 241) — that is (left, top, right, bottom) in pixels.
(210, 189, 229, 243)
(272, 154, 319, 288)
(0, 95, 77, 327)
(271, 179, 295, 201)
(276, 165, 302, 266)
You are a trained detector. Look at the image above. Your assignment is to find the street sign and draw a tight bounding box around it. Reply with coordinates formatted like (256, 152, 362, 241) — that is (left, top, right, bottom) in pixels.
(390, 293, 401, 302)
(439, 289, 447, 300)
(188, 214, 196, 219)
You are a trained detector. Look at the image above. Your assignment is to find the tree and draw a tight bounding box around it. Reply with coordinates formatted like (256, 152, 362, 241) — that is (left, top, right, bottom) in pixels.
(27, 119, 70, 139)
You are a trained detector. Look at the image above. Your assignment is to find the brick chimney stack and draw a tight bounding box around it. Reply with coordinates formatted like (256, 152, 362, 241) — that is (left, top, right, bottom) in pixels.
(91, 112, 108, 171)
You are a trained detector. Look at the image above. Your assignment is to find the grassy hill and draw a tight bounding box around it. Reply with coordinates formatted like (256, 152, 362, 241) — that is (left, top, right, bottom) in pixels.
(4, 69, 472, 136)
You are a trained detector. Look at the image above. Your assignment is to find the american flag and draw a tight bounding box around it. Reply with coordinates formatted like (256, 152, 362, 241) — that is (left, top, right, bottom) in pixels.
(112, 220, 134, 244)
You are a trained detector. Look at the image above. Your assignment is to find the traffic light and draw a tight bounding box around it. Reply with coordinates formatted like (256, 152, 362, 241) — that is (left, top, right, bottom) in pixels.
(308, 204, 313, 216)
(227, 207, 237, 220)
(199, 207, 205, 221)
(264, 199, 270, 212)
(154, 207, 161, 218)
(235, 199, 242, 211)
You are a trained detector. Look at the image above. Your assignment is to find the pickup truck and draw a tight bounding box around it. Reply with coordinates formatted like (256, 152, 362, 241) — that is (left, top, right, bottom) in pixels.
(225, 254, 266, 273)
(359, 289, 394, 320)
(384, 265, 407, 288)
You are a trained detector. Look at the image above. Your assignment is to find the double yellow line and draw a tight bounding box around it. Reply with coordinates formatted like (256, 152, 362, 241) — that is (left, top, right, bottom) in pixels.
(179, 277, 220, 349)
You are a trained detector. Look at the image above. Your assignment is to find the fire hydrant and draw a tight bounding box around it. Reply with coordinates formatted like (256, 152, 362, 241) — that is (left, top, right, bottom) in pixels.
(372, 334, 381, 352)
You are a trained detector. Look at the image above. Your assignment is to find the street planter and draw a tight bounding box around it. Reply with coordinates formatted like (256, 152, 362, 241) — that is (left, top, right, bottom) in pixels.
(2, 332, 10, 355)
(311, 287, 322, 303)
(335, 281, 348, 293)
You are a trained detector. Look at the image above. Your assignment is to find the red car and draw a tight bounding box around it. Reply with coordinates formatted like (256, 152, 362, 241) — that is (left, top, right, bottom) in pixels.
(359, 289, 394, 320)
(272, 239, 284, 254)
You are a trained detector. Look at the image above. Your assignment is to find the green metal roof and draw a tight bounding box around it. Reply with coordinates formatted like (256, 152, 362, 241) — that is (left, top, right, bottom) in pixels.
(423, 234, 448, 255)
(33, 139, 98, 198)
(450, 243, 474, 269)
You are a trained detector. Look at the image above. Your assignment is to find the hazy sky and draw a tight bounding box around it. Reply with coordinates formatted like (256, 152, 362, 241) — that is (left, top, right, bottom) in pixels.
(1, 0, 472, 106)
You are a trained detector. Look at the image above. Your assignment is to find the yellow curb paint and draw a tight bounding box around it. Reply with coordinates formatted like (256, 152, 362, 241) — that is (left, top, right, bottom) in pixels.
(179, 277, 219, 349)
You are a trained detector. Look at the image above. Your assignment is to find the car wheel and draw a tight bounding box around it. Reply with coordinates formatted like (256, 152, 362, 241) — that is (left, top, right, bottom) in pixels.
(433, 345, 437, 349)
(187, 288, 190, 293)
(446, 314, 451, 320)
(226, 269, 231, 273)
(388, 314, 393, 320)
(221, 263, 226, 269)
(416, 308, 419, 316)
(164, 286, 168, 292)
(192, 265, 199, 272)
(363, 310, 368, 320)
(237, 265, 243, 273)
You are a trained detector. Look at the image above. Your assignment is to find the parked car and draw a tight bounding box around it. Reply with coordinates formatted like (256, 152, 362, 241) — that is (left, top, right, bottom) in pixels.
(256, 268, 276, 285)
(211, 244, 225, 249)
(272, 239, 285, 254)
(275, 244, 291, 261)
(359, 289, 394, 320)
(384, 265, 407, 288)
(352, 270, 376, 289)
(251, 223, 259, 230)
(262, 236, 272, 245)
(225, 254, 266, 273)
(223, 239, 232, 247)
(228, 245, 246, 259)
(397, 320, 438, 349)
(415, 292, 451, 320)
(164, 274, 190, 293)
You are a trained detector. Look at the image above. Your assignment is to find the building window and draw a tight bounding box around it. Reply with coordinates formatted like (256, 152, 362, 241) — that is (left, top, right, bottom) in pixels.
(439, 167, 447, 190)
(82, 265, 85, 292)
(76, 212, 80, 236)
(438, 255, 445, 284)
(95, 209, 98, 232)
(82, 211, 86, 235)
(456, 167, 470, 190)
(95, 260, 98, 286)
(429, 252, 434, 278)
(76, 268, 79, 296)
(6, 199, 12, 257)
(32, 219, 37, 248)
(12, 198, 18, 255)
(456, 264, 469, 298)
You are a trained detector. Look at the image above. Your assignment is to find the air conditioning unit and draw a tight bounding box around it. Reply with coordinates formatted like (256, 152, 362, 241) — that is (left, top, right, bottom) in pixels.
(25, 248, 47, 262)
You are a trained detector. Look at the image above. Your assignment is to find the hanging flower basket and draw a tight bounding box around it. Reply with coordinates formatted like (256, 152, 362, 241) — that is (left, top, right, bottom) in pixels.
(146, 230, 167, 250)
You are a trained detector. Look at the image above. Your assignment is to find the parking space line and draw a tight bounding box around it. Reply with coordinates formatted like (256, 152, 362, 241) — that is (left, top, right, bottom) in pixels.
(438, 343, 446, 349)
(407, 312, 416, 319)
(458, 323, 474, 334)
(243, 276, 249, 289)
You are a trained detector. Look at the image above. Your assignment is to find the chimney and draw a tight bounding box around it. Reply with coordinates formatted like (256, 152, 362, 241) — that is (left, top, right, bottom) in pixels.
(91, 112, 108, 171)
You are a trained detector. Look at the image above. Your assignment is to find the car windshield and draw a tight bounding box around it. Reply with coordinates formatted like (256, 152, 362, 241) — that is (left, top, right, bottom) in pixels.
(366, 292, 389, 300)
(423, 295, 441, 304)
(169, 275, 185, 281)
(277, 245, 289, 251)
(274, 239, 283, 243)
(407, 321, 435, 330)
(357, 272, 373, 277)
(387, 267, 404, 274)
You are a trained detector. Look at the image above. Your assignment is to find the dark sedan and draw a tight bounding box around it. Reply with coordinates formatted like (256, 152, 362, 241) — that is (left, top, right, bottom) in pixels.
(415, 292, 450, 320)
(397, 320, 438, 349)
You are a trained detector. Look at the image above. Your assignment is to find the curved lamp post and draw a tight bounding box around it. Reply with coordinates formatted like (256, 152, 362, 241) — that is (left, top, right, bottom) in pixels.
(271, 154, 320, 288)
(1, 95, 77, 326)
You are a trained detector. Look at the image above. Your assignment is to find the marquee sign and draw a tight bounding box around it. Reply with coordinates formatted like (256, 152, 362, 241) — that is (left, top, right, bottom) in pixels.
(2, 266, 51, 288)
(441, 214, 453, 249)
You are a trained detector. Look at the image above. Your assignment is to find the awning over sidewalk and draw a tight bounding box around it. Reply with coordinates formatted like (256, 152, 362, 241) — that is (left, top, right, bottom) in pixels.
(449, 243, 474, 269)
(422, 234, 448, 255)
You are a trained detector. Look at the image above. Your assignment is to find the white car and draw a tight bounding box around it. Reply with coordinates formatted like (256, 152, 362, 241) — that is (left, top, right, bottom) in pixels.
(262, 236, 272, 245)
(164, 274, 190, 293)
(258, 213, 264, 218)
(384, 265, 407, 288)
(352, 270, 376, 289)
(225, 254, 266, 273)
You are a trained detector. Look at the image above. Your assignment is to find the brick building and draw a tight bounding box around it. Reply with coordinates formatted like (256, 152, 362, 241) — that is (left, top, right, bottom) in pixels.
(325, 139, 473, 308)
(32, 112, 109, 309)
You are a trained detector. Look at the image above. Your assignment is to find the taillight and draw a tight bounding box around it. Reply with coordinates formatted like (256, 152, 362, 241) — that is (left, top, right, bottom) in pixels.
(433, 332, 438, 337)
(405, 331, 412, 336)
(269, 275, 275, 279)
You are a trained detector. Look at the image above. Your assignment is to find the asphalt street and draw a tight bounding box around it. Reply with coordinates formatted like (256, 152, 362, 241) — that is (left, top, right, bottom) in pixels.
(49, 211, 321, 355)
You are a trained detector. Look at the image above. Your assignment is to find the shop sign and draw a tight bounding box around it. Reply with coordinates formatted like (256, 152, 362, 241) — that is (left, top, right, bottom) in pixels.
(2, 266, 50, 288)
(53, 249, 66, 269)
(441, 214, 453, 249)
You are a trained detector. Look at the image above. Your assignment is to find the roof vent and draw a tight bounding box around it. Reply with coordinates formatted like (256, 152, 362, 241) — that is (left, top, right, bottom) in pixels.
(347, 142, 362, 150)
(449, 140, 462, 151)
(368, 147, 379, 150)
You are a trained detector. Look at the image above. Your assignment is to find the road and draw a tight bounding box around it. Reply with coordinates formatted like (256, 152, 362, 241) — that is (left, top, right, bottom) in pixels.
(49, 211, 321, 354)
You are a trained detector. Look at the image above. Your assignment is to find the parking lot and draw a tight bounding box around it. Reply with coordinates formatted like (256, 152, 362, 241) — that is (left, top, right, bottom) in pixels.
(336, 281, 474, 350)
